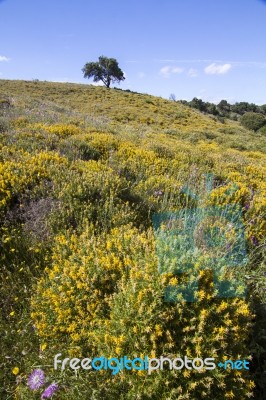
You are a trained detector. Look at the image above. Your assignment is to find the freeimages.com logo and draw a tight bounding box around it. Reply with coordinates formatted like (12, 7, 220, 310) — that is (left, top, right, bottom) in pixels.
(152, 173, 248, 302)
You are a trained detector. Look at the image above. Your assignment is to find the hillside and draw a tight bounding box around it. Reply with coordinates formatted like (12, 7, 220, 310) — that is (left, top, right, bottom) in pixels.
(0, 79, 265, 399)
(1, 79, 266, 152)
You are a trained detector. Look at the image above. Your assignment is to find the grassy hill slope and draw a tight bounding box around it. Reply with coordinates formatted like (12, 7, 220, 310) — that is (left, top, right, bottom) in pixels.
(1, 79, 266, 152)
(0, 79, 265, 399)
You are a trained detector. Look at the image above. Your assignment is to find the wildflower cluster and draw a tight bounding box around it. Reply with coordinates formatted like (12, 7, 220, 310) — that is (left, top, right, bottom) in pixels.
(27, 368, 58, 399)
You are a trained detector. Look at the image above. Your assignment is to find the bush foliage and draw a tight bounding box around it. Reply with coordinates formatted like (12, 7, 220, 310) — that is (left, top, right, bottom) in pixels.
(0, 80, 265, 399)
(240, 112, 266, 132)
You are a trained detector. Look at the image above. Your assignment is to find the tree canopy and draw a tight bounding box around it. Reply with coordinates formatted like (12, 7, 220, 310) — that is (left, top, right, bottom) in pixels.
(82, 56, 125, 88)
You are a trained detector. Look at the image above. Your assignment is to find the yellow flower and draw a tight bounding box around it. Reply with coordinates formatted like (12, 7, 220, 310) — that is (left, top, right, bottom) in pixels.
(218, 326, 226, 335)
(115, 347, 122, 355)
(225, 391, 235, 399)
(12, 367, 19, 375)
(9, 311, 15, 316)
(40, 343, 47, 351)
(183, 369, 191, 378)
(155, 324, 163, 337)
(197, 290, 205, 301)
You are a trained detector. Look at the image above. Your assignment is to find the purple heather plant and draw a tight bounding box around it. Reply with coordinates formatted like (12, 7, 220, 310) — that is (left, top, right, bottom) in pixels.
(41, 383, 59, 399)
(245, 203, 250, 210)
(251, 235, 259, 246)
(27, 368, 45, 390)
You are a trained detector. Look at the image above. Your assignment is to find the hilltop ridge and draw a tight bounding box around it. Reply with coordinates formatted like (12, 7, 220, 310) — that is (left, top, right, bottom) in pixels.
(1, 79, 265, 153)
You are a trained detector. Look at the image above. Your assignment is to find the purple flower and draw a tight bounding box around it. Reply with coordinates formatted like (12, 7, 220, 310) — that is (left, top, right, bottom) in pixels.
(226, 242, 232, 251)
(251, 236, 259, 246)
(41, 383, 59, 399)
(27, 368, 45, 390)
(154, 190, 164, 197)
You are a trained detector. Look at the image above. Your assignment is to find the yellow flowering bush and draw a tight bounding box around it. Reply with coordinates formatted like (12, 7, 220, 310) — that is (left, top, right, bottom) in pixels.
(30, 123, 82, 137)
(29, 225, 255, 399)
(30, 225, 147, 349)
(0, 150, 67, 214)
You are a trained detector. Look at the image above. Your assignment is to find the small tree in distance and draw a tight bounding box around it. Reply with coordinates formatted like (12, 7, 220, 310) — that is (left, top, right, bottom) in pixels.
(169, 93, 176, 101)
(82, 56, 125, 88)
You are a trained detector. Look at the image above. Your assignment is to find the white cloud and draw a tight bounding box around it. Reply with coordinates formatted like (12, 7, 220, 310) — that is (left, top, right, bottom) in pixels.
(138, 72, 145, 78)
(0, 55, 10, 62)
(172, 67, 183, 73)
(127, 59, 266, 69)
(160, 66, 171, 77)
(159, 65, 183, 77)
(188, 68, 198, 77)
(204, 63, 232, 75)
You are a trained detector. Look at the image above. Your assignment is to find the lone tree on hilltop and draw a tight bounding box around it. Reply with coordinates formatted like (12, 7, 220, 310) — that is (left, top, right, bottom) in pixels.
(82, 56, 125, 88)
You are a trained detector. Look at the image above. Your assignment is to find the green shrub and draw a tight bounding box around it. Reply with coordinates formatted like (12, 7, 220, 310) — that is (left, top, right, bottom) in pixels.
(258, 125, 266, 135)
(0, 117, 9, 133)
(58, 138, 101, 161)
(0, 98, 12, 109)
(240, 112, 266, 132)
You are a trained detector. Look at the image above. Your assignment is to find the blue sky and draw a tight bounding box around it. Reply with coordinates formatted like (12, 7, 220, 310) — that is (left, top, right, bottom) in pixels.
(0, 0, 266, 104)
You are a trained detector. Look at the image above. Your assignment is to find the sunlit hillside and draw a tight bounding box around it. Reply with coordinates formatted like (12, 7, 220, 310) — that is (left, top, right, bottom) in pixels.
(1, 79, 266, 152)
(0, 79, 265, 399)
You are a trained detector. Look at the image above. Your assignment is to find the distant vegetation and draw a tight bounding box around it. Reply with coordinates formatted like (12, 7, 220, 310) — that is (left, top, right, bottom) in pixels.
(240, 112, 266, 132)
(0, 79, 265, 399)
(179, 97, 266, 132)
